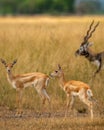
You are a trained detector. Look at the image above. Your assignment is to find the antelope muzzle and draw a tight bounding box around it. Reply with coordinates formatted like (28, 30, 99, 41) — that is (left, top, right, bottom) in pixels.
(75, 49, 80, 56)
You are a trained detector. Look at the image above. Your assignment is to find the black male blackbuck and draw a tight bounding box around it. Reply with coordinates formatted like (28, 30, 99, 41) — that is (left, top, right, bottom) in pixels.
(1, 59, 50, 116)
(75, 20, 104, 77)
(50, 65, 94, 119)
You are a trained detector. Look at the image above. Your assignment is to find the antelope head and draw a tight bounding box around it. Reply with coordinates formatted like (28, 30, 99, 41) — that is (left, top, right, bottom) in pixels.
(1, 59, 17, 73)
(50, 64, 63, 78)
(75, 20, 99, 57)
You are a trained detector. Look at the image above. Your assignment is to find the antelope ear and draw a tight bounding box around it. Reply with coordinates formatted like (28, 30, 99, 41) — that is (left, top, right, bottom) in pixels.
(88, 42, 93, 47)
(0, 58, 7, 66)
(58, 64, 61, 70)
(12, 59, 17, 66)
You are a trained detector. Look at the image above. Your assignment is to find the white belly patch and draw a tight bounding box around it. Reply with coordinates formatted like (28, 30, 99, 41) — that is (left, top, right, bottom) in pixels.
(71, 91, 79, 96)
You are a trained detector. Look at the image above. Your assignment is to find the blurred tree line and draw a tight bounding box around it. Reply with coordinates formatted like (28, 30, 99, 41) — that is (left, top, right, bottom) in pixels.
(0, 0, 75, 15)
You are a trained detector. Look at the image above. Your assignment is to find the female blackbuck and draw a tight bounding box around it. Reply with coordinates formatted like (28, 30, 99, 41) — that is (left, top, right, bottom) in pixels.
(75, 20, 104, 77)
(50, 65, 94, 119)
(1, 59, 50, 116)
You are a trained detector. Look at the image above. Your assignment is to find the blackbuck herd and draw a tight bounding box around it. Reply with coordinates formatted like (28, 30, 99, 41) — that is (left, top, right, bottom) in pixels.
(0, 21, 102, 119)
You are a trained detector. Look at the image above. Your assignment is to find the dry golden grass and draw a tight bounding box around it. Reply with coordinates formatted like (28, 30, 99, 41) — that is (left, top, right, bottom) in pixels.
(0, 117, 104, 130)
(0, 16, 104, 129)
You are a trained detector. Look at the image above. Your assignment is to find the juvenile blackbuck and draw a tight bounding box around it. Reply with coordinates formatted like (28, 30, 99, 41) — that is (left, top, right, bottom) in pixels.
(1, 59, 50, 116)
(50, 65, 94, 119)
(75, 20, 104, 77)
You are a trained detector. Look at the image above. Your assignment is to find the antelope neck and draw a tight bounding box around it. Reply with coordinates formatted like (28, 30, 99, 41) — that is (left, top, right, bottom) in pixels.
(58, 73, 66, 88)
(7, 70, 14, 82)
(85, 49, 97, 62)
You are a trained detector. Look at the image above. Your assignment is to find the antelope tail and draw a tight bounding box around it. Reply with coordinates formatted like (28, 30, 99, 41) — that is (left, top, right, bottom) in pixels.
(87, 89, 93, 101)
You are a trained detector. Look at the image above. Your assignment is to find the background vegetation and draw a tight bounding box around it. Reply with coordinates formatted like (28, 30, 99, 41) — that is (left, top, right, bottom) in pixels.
(0, 0, 104, 15)
(0, 0, 75, 15)
(0, 16, 104, 129)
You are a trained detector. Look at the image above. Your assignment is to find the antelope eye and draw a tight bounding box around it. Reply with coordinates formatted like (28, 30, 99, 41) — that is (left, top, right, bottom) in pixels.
(55, 70, 58, 73)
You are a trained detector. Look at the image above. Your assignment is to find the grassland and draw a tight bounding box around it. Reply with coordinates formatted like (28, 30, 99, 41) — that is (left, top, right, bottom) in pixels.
(0, 16, 104, 130)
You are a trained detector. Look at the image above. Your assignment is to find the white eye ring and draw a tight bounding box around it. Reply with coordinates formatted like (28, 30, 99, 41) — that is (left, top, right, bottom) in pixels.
(79, 46, 84, 52)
